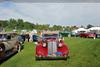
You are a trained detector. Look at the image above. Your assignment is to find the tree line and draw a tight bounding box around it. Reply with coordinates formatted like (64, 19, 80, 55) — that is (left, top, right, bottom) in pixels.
(0, 18, 94, 31)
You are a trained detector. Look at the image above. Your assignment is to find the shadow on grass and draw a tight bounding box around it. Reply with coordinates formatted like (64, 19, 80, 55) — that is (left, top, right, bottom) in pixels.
(0, 52, 17, 65)
(36, 56, 70, 61)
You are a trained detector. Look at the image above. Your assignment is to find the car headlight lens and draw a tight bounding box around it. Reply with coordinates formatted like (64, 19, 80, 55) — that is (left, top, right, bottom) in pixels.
(43, 43, 46, 47)
(59, 43, 62, 47)
(59, 39, 61, 42)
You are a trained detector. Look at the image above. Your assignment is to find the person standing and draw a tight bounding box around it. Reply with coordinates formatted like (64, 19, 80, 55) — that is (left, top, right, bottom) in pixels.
(32, 34, 39, 45)
(21, 34, 25, 44)
(25, 34, 30, 42)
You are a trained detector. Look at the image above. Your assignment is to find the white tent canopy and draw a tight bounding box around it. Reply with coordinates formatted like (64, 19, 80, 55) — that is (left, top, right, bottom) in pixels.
(21, 29, 27, 33)
(13, 29, 17, 32)
(88, 27, 100, 34)
(72, 27, 100, 34)
(72, 30, 78, 33)
(88, 27, 100, 31)
(32, 29, 37, 34)
(76, 28, 87, 31)
(72, 28, 88, 33)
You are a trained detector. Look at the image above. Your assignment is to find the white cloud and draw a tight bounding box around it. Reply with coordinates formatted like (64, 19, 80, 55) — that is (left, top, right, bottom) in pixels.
(0, 2, 100, 26)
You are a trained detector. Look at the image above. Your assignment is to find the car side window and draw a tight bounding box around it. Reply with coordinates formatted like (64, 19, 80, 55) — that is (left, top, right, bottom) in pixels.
(6, 35, 11, 40)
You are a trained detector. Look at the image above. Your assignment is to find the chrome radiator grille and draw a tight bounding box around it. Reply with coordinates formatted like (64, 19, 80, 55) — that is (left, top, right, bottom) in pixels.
(48, 42, 57, 55)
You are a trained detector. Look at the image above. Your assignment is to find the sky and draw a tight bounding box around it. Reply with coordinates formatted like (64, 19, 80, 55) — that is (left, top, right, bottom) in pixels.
(0, 1, 100, 26)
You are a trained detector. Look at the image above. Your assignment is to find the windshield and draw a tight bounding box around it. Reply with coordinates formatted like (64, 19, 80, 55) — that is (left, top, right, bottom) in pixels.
(0, 34, 7, 39)
(42, 34, 59, 38)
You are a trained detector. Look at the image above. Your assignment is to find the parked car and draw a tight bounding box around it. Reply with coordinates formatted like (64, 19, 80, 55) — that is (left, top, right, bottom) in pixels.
(59, 31, 72, 37)
(59, 31, 77, 37)
(96, 34, 100, 38)
(36, 31, 69, 60)
(79, 32, 96, 38)
(0, 32, 22, 61)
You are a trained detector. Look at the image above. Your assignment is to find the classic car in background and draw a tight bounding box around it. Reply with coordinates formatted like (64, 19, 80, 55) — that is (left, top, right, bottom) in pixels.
(96, 34, 100, 38)
(0, 32, 22, 61)
(59, 31, 71, 37)
(88, 28, 100, 38)
(36, 31, 69, 60)
(73, 27, 100, 38)
(59, 31, 78, 37)
(79, 32, 96, 38)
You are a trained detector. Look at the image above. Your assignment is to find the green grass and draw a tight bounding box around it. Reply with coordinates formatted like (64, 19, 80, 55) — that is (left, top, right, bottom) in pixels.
(0, 37, 100, 67)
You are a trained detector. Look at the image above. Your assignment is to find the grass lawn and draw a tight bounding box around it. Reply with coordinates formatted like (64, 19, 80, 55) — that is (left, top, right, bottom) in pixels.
(0, 37, 100, 67)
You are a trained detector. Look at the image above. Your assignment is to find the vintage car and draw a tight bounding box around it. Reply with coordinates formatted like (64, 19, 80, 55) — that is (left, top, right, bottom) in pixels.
(96, 34, 100, 38)
(36, 31, 69, 60)
(59, 31, 77, 37)
(79, 32, 96, 38)
(0, 32, 22, 61)
(59, 31, 71, 37)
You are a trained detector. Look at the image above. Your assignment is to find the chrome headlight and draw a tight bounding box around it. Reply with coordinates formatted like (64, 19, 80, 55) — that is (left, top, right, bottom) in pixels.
(59, 43, 62, 47)
(43, 43, 46, 47)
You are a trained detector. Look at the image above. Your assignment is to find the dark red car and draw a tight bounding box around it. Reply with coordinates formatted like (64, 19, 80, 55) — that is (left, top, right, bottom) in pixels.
(79, 32, 96, 38)
(36, 32, 69, 60)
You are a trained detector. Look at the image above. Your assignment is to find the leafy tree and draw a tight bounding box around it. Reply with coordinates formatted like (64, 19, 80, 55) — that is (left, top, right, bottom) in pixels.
(0, 20, 8, 27)
(0, 19, 79, 31)
(7, 18, 17, 29)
